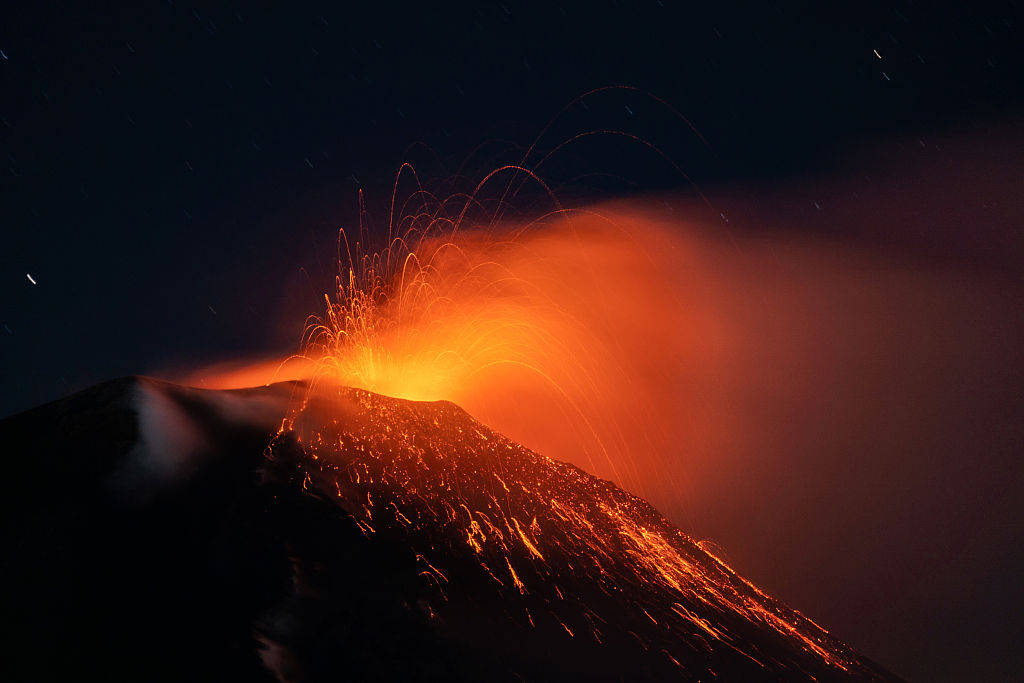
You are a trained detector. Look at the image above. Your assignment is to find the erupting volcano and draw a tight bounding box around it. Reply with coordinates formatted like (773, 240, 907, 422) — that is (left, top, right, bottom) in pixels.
(3, 162, 904, 679)
(4, 93, 909, 679)
(8, 3, 1021, 677)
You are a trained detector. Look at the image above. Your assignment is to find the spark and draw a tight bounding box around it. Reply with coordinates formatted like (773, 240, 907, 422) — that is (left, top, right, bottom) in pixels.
(873, 49, 882, 59)
(26, 273, 37, 285)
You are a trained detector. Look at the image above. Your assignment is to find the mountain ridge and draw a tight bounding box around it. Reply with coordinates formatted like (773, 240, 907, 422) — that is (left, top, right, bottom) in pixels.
(0, 377, 897, 681)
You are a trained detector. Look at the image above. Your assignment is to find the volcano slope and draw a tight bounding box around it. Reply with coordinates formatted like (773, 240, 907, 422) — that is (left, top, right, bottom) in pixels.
(1, 377, 895, 681)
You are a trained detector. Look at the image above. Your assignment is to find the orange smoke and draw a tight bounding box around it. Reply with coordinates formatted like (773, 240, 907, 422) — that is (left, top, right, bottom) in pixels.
(187, 202, 727, 504)
(300, 204, 733, 500)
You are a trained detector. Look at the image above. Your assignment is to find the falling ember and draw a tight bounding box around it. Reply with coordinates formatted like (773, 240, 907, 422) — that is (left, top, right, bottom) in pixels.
(258, 382, 891, 679)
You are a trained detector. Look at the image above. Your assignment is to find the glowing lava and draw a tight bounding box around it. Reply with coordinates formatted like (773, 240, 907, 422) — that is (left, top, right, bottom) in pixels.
(261, 382, 893, 679)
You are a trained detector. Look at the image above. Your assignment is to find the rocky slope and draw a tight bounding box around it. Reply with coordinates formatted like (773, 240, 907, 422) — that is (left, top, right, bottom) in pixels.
(0, 377, 895, 681)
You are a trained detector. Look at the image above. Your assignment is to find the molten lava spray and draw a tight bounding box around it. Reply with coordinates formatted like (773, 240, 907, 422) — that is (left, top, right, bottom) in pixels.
(291, 202, 722, 508)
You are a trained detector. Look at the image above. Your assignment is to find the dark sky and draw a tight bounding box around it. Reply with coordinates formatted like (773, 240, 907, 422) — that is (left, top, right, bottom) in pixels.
(2, 2, 1022, 680)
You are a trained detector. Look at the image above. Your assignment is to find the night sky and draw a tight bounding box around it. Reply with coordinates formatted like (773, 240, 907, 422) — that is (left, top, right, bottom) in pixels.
(2, 2, 1022, 680)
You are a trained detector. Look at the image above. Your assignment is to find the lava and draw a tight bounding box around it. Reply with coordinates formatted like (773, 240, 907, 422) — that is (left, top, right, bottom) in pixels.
(261, 382, 891, 679)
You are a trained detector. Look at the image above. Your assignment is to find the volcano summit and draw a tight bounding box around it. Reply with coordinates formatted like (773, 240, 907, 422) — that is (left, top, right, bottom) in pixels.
(1, 377, 895, 681)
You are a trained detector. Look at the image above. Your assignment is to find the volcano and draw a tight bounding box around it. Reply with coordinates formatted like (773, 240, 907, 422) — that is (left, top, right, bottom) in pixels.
(1, 377, 895, 681)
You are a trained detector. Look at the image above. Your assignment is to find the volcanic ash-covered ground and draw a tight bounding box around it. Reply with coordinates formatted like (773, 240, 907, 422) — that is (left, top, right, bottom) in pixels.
(1, 377, 896, 681)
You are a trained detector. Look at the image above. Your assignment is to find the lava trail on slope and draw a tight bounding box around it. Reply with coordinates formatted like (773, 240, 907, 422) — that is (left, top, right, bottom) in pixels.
(1, 377, 895, 681)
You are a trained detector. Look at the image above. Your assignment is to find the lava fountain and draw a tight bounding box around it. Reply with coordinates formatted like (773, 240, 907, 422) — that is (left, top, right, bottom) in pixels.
(289, 179, 718, 503)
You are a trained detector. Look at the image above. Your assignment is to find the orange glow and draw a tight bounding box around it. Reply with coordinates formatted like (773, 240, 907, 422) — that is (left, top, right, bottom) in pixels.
(188, 196, 733, 508)
(180, 355, 314, 390)
(291, 202, 730, 500)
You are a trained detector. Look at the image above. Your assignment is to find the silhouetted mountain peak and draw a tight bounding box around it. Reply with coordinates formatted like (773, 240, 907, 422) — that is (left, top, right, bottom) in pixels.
(0, 379, 896, 681)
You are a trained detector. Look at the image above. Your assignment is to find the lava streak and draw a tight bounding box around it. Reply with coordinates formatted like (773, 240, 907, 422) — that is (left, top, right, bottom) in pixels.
(261, 383, 888, 679)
